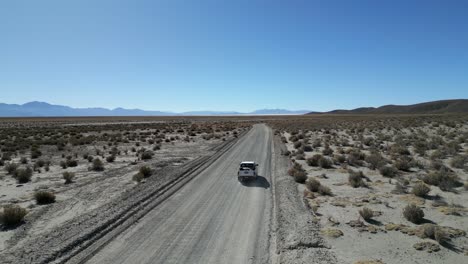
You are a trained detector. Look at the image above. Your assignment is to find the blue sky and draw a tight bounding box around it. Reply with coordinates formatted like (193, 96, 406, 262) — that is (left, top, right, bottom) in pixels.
(1, 0, 467, 112)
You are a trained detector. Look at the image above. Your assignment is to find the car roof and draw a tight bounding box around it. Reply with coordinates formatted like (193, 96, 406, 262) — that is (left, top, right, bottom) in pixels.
(240, 161, 255, 164)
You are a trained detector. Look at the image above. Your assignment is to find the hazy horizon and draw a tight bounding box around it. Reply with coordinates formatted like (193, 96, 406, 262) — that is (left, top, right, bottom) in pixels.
(1, 1, 468, 112)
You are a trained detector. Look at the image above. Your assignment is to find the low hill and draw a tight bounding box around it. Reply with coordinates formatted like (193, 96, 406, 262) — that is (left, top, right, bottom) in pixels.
(309, 99, 468, 115)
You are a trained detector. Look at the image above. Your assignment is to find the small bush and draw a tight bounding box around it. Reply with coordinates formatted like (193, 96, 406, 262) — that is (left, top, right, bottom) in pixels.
(403, 204, 424, 224)
(450, 155, 467, 169)
(322, 146, 334, 156)
(34, 191, 56, 204)
(139, 166, 153, 178)
(422, 170, 460, 191)
(333, 154, 346, 164)
(318, 185, 332, 196)
(66, 159, 78, 167)
(14, 167, 33, 183)
(60, 160, 67, 169)
(306, 154, 322, 167)
(434, 228, 448, 244)
(295, 154, 305, 160)
(422, 224, 436, 239)
(0, 205, 27, 227)
(62, 171, 75, 184)
(412, 182, 430, 197)
(348, 170, 366, 188)
(293, 171, 307, 183)
(318, 157, 333, 169)
(91, 158, 105, 171)
(394, 158, 411, 171)
(5, 163, 18, 175)
(359, 207, 374, 221)
(133, 172, 144, 183)
(365, 153, 385, 170)
(141, 151, 154, 160)
(106, 155, 116, 162)
(303, 145, 313, 152)
(379, 165, 398, 178)
(306, 177, 321, 192)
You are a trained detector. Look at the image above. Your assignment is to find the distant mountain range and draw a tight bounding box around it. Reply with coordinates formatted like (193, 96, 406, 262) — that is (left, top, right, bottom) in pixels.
(308, 99, 468, 115)
(0, 102, 311, 117)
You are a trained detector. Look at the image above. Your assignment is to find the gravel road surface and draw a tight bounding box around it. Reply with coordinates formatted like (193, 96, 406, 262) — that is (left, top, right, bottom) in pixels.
(86, 124, 273, 264)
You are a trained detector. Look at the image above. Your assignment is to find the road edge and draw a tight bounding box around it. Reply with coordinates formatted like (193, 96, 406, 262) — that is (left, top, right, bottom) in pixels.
(270, 131, 338, 264)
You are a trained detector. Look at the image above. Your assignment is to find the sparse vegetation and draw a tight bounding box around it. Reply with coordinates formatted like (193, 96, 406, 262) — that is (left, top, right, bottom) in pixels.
(348, 170, 367, 188)
(0, 205, 27, 227)
(412, 182, 431, 197)
(34, 191, 56, 204)
(403, 204, 424, 224)
(91, 158, 105, 171)
(63, 171, 75, 184)
(359, 207, 374, 221)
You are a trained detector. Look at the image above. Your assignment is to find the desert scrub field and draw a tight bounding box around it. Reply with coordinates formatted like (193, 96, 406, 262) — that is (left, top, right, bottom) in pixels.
(0, 117, 251, 251)
(270, 114, 468, 264)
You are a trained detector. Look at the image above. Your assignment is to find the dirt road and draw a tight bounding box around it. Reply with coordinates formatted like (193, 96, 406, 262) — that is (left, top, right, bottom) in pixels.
(86, 124, 273, 264)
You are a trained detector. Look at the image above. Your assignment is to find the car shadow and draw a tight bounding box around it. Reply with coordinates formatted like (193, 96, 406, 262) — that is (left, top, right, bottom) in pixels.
(240, 175, 270, 189)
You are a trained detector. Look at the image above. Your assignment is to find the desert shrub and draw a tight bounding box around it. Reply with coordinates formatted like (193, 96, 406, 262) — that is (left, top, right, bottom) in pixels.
(0, 205, 27, 227)
(133, 172, 144, 182)
(141, 151, 154, 160)
(0, 160, 4, 166)
(394, 158, 411, 171)
(322, 146, 334, 156)
(60, 160, 67, 169)
(414, 141, 428, 156)
(34, 159, 45, 168)
(87, 155, 94, 162)
(365, 152, 385, 170)
(14, 167, 33, 183)
(390, 144, 411, 156)
(293, 170, 307, 183)
(139, 166, 153, 178)
(34, 191, 56, 204)
(465, 181, 468, 190)
(430, 149, 447, 160)
(91, 158, 105, 171)
(403, 204, 424, 224)
(379, 165, 398, 178)
(306, 177, 321, 192)
(347, 150, 365, 166)
(422, 170, 460, 191)
(303, 145, 313, 152)
(293, 141, 303, 149)
(318, 185, 332, 196)
(422, 224, 436, 239)
(412, 182, 430, 197)
(295, 154, 305, 160)
(333, 154, 346, 164)
(20, 157, 28, 164)
(306, 154, 322, 167)
(450, 155, 467, 169)
(62, 171, 75, 184)
(106, 155, 116, 162)
(348, 170, 366, 188)
(5, 162, 18, 174)
(30, 148, 42, 159)
(359, 207, 374, 221)
(434, 228, 448, 244)
(318, 157, 333, 169)
(66, 159, 78, 167)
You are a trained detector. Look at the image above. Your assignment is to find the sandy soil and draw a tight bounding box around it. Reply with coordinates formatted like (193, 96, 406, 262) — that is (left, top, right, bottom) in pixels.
(0, 120, 248, 262)
(280, 120, 468, 264)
